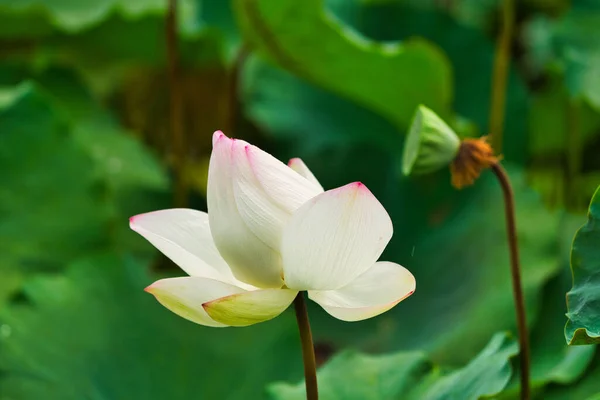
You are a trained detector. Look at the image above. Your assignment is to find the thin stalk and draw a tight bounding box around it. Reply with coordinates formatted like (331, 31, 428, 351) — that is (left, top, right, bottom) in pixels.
(490, 162, 530, 400)
(293, 292, 318, 400)
(166, 0, 187, 207)
(489, 0, 515, 153)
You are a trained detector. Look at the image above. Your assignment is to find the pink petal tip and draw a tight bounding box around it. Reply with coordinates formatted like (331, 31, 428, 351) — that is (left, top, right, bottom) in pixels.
(352, 181, 371, 193)
(212, 130, 226, 146)
(401, 290, 415, 301)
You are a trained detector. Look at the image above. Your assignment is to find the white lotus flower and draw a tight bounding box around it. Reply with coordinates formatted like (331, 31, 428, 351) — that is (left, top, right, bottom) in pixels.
(130, 131, 415, 327)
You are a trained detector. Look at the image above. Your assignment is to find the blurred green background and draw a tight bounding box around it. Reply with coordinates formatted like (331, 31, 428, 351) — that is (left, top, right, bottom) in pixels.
(1, 0, 600, 399)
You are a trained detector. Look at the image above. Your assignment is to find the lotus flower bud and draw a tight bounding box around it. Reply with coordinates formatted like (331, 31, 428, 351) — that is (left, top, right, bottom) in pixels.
(402, 105, 460, 176)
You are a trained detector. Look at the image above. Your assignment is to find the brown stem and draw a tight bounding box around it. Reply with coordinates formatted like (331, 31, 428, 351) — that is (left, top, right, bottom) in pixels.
(294, 292, 319, 400)
(489, 0, 514, 153)
(166, 0, 187, 207)
(490, 162, 530, 400)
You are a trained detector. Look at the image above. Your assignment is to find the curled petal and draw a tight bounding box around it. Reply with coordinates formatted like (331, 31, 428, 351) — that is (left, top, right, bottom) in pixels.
(203, 288, 298, 327)
(282, 182, 393, 290)
(208, 132, 282, 288)
(145, 277, 249, 327)
(288, 158, 324, 191)
(207, 131, 320, 288)
(309, 262, 415, 321)
(130, 209, 252, 288)
(232, 142, 322, 248)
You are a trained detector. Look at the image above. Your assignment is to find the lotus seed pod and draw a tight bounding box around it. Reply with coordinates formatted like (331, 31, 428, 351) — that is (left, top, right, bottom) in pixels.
(402, 105, 461, 176)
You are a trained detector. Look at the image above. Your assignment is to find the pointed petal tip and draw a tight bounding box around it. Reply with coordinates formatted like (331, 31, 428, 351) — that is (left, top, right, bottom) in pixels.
(129, 211, 161, 228)
(212, 130, 227, 146)
(385, 287, 415, 310)
(200, 294, 229, 311)
(128, 211, 157, 230)
(346, 181, 364, 189)
(353, 181, 371, 191)
(129, 215, 139, 230)
(333, 181, 372, 196)
(287, 157, 301, 166)
(287, 158, 325, 191)
(201, 298, 215, 311)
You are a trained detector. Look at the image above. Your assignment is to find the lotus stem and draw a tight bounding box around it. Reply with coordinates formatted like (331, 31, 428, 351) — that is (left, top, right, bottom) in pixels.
(489, 0, 514, 153)
(490, 162, 530, 400)
(294, 292, 318, 400)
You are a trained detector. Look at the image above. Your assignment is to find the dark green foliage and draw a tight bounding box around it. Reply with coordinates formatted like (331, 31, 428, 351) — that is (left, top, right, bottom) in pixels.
(1, 0, 599, 398)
